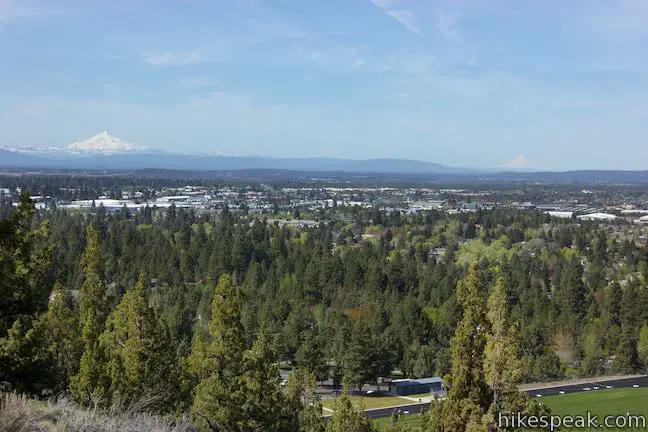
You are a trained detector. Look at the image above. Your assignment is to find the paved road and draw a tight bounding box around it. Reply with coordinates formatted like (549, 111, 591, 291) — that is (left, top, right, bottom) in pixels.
(325, 375, 648, 421)
(323, 402, 430, 421)
(526, 375, 648, 397)
(362, 403, 430, 420)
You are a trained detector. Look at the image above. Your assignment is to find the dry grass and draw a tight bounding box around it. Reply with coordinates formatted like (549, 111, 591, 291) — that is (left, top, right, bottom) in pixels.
(0, 392, 196, 432)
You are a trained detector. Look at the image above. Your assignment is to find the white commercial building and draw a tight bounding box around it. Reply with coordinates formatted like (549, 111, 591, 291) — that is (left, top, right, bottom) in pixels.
(547, 211, 574, 219)
(577, 213, 617, 221)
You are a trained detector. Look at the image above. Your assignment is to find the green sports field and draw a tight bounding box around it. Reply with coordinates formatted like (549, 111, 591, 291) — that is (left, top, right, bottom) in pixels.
(374, 387, 648, 431)
(538, 387, 648, 431)
(322, 394, 412, 410)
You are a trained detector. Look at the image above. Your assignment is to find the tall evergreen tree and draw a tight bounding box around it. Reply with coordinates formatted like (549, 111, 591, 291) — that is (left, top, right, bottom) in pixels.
(0, 192, 53, 335)
(296, 327, 329, 382)
(325, 379, 376, 432)
(189, 274, 248, 430)
(41, 282, 82, 394)
(638, 323, 648, 371)
(70, 223, 110, 404)
(100, 272, 177, 409)
(432, 263, 491, 432)
(285, 369, 326, 432)
(483, 277, 526, 430)
(241, 331, 297, 431)
(0, 193, 53, 394)
(558, 256, 588, 340)
(615, 283, 641, 373)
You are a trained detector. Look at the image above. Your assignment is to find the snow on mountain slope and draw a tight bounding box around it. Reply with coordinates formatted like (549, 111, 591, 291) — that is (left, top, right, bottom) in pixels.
(499, 155, 538, 171)
(207, 149, 271, 158)
(1, 132, 148, 156)
(67, 131, 147, 154)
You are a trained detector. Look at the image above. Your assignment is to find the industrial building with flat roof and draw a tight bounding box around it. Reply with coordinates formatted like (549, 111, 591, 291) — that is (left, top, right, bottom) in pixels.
(387, 377, 445, 397)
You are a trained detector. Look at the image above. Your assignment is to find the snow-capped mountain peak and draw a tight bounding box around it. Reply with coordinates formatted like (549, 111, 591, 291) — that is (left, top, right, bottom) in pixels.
(67, 131, 146, 154)
(499, 155, 536, 170)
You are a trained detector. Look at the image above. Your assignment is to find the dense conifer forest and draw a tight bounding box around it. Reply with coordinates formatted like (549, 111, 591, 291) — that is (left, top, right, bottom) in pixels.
(3, 182, 648, 431)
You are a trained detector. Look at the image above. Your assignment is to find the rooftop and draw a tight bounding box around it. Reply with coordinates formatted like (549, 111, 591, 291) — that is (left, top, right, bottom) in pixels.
(390, 377, 444, 386)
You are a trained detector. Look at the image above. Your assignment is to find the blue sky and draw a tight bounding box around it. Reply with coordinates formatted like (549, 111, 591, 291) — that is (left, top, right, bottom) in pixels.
(0, 0, 647, 170)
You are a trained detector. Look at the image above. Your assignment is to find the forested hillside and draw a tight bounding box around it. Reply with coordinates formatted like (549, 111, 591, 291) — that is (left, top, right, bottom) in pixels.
(2, 192, 648, 431)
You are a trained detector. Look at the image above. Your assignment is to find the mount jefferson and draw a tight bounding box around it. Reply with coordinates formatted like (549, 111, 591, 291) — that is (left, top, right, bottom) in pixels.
(0, 132, 480, 174)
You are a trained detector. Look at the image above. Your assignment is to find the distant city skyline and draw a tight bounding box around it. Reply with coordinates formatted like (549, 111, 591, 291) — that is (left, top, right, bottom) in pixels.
(0, 0, 647, 170)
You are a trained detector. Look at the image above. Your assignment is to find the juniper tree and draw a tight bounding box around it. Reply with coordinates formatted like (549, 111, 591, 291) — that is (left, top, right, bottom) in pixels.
(483, 277, 525, 430)
(285, 369, 326, 432)
(325, 379, 375, 432)
(240, 331, 296, 431)
(433, 263, 491, 432)
(100, 272, 177, 409)
(70, 223, 110, 404)
(41, 282, 82, 394)
(189, 274, 248, 430)
(0, 193, 53, 394)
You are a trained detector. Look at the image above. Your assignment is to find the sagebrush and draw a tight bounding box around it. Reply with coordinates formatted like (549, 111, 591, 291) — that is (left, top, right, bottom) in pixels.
(0, 392, 195, 432)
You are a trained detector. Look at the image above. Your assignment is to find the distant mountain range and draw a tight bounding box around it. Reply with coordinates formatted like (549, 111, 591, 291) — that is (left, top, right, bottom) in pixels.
(3, 133, 648, 184)
(0, 132, 478, 174)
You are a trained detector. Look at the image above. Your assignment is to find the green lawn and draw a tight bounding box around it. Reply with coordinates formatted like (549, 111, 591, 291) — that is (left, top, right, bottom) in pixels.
(538, 387, 648, 431)
(372, 387, 648, 431)
(374, 412, 425, 431)
(399, 392, 432, 399)
(322, 395, 412, 410)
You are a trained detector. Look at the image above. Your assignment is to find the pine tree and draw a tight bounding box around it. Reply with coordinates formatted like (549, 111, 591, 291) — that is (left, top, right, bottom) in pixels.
(189, 274, 248, 430)
(0, 192, 53, 335)
(0, 192, 53, 394)
(0, 315, 51, 395)
(615, 283, 641, 373)
(638, 324, 648, 371)
(240, 331, 297, 431)
(296, 327, 329, 383)
(344, 321, 376, 390)
(70, 223, 110, 405)
(437, 263, 491, 432)
(483, 277, 526, 430)
(41, 282, 82, 394)
(100, 272, 177, 409)
(558, 256, 588, 339)
(285, 369, 326, 432)
(603, 281, 622, 351)
(325, 379, 376, 432)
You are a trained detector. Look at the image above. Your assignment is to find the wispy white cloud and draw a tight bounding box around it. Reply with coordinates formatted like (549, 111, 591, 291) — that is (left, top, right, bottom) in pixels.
(386, 9, 422, 36)
(141, 51, 206, 67)
(0, 0, 66, 23)
(370, 0, 422, 35)
(437, 12, 461, 42)
(0, 0, 31, 22)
